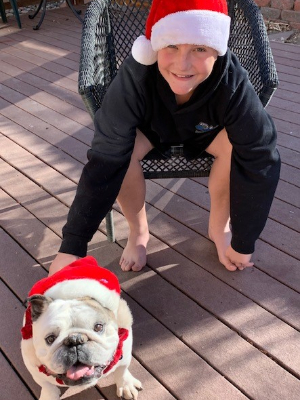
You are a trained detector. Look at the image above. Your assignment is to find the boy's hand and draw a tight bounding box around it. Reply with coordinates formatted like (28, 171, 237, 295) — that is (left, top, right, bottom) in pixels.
(225, 246, 254, 270)
(49, 253, 80, 276)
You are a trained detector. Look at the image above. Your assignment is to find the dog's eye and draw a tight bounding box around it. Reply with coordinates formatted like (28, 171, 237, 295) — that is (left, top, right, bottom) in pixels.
(45, 334, 56, 345)
(94, 323, 104, 333)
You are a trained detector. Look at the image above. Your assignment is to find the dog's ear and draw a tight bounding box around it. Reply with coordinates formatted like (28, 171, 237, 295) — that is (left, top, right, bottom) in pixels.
(117, 298, 133, 329)
(27, 295, 53, 321)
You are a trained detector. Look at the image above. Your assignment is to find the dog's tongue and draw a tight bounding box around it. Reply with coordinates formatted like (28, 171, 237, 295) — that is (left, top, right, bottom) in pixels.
(66, 364, 95, 380)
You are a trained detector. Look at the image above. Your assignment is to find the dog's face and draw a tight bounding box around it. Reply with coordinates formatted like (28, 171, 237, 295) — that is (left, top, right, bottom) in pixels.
(29, 295, 119, 386)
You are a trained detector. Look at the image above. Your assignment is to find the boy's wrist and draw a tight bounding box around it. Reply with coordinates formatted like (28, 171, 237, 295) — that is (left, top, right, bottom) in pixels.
(231, 236, 255, 255)
(59, 234, 88, 258)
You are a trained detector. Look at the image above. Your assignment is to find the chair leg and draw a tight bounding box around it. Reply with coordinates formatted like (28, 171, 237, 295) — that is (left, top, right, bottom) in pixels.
(28, 0, 47, 30)
(9, 0, 21, 28)
(28, 0, 43, 20)
(65, 0, 83, 23)
(105, 210, 115, 242)
(0, 0, 8, 23)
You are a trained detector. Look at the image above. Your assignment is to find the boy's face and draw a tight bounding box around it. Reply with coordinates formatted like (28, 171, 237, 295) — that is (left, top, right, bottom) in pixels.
(157, 44, 218, 104)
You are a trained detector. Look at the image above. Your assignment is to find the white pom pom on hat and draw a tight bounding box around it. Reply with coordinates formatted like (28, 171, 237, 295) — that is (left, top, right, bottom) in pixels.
(132, 35, 158, 65)
(131, 0, 231, 66)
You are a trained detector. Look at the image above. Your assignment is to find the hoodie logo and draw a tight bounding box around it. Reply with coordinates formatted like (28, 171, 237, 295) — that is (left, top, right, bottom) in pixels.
(195, 122, 218, 133)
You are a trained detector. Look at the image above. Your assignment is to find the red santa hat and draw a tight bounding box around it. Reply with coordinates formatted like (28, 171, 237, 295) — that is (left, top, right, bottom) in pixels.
(132, 0, 231, 65)
(29, 256, 120, 313)
(22, 256, 121, 340)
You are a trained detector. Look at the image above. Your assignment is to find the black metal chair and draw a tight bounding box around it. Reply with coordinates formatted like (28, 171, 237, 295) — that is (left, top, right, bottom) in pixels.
(78, 0, 279, 242)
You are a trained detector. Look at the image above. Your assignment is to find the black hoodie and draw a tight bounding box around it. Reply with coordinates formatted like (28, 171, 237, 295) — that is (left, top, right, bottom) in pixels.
(60, 51, 280, 256)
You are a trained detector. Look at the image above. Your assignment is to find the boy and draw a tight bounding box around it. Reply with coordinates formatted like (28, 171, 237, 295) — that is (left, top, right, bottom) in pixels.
(49, 0, 280, 275)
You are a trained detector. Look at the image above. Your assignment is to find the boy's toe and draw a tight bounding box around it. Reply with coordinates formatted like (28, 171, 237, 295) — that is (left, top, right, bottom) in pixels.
(132, 263, 144, 272)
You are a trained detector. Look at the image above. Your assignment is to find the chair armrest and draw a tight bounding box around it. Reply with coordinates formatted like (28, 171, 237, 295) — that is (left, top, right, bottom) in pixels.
(228, 0, 278, 107)
(78, 0, 116, 117)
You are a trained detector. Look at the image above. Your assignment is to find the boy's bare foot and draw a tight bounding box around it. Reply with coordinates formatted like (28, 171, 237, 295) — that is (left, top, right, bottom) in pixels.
(119, 229, 149, 272)
(209, 229, 238, 271)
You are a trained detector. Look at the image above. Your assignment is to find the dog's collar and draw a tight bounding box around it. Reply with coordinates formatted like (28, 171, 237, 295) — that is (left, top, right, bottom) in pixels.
(38, 365, 65, 385)
(38, 327, 129, 383)
(103, 327, 129, 374)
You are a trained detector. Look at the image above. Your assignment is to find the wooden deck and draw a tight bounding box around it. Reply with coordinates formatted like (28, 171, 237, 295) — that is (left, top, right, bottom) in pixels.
(1, 5, 300, 400)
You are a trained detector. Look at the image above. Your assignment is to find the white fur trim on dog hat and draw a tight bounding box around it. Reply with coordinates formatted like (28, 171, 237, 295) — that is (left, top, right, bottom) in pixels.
(132, 0, 231, 65)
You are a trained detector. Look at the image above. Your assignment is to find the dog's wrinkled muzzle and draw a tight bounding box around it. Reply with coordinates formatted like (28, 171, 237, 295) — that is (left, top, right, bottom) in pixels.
(54, 333, 107, 385)
(63, 333, 88, 347)
(38, 328, 128, 386)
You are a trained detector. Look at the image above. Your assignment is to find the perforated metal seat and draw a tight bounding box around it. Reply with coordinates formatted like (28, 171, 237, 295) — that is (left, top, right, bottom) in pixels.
(78, 0, 278, 241)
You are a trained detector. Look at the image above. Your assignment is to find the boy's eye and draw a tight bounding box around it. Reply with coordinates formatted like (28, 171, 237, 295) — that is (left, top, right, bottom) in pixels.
(195, 47, 206, 52)
(167, 45, 178, 49)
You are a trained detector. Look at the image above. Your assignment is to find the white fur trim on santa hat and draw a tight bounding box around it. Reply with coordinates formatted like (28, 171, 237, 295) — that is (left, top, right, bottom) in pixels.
(132, 35, 158, 66)
(132, 9, 231, 65)
(152, 10, 230, 56)
(44, 279, 120, 315)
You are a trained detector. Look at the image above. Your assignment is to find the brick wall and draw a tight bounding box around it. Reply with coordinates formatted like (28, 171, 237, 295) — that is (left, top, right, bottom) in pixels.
(255, 0, 300, 30)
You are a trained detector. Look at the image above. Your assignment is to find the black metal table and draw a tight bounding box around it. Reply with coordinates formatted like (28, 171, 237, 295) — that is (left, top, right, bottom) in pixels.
(29, 0, 83, 30)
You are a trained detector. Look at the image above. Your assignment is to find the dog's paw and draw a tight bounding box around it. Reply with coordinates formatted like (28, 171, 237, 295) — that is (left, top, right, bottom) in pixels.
(116, 370, 142, 400)
(39, 384, 61, 400)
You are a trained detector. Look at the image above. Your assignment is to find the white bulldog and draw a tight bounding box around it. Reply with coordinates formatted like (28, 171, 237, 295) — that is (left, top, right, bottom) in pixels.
(21, 256, 142, 400)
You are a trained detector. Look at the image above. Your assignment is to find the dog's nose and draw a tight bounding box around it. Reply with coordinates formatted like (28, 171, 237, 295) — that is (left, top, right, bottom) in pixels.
(64, 333, 88, 347)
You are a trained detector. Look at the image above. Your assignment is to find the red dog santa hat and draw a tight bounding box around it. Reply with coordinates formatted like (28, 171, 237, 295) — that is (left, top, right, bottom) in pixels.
(132, 0, 231, 65)
(22, 256, 121, 340)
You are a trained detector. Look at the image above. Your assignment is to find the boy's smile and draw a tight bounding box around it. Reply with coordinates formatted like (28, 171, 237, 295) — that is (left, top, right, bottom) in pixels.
(157, 44, 218, 105)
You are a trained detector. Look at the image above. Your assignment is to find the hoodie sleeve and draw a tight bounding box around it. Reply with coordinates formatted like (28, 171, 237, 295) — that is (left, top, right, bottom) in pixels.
(59, 58, 147, 256)
(225, 79, 281, 254)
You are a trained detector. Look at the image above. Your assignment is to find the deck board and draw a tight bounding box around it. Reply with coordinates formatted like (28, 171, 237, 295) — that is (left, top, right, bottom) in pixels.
(0, 351, 35, 400)
(1, 6, 300, 400)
